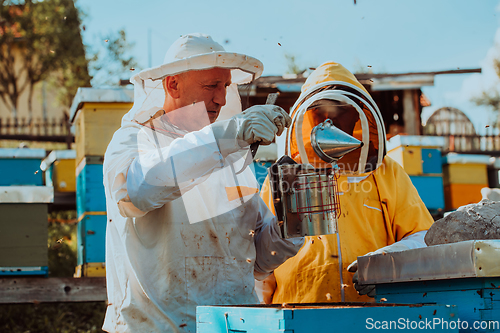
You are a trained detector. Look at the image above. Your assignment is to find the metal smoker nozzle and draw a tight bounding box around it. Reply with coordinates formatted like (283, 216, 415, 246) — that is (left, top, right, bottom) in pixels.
(310, 119, 364, 163)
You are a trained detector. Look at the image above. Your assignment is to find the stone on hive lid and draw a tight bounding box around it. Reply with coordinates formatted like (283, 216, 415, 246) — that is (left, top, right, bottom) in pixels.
(425, 199, 500, 246)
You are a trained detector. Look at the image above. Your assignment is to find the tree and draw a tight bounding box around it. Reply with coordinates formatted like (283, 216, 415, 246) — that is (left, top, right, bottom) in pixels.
(0, 0, 91, 119)
(471, 55, 500, 129)
(284, 53, 302, 75)
(88, 29, 138, 87)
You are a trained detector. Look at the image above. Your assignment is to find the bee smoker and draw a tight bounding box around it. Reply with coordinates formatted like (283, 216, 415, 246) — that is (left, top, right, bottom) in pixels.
(271, 119, 363, 238)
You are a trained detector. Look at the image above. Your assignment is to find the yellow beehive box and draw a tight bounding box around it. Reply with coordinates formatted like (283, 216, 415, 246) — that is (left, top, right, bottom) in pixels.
(387, 146, 423, 175)
(40, 150, 76, 192)
(386, 135, 445, 176)
(442, 153, 490, 186)
(444, 183, 485, 210)
(70, 88, 134, 166)
(74, 262, 106, 277)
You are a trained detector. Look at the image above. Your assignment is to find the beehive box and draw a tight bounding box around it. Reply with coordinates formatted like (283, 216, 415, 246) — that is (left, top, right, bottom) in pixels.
(41, 150, 76, 192)
(387, 135, 445, 176)
(409, 176, 445, 211)
(252, 161, 273, 189)
(70, 87, 133, 166)
(421, 148, 443, 174)
(0, 186, 53, 276)
(0, 148, 46, 186)
(376, 279, 500, 332)
(359, 240, 500, 332)
(252, 142, 277, 189)
(74, 262, 106, 278)
(76, 214, 106, 271)
(387, 136, 445, 213)
(444, 184, 486, 211)
(75, 155, 106, 276)
(197, 303, 458, 332)
(442, 154, 490, 210)
(76, 156, 105, 219)
(488, 157, 500, 188)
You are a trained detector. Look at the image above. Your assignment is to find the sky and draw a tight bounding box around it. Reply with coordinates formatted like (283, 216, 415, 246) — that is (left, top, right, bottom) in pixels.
(77, 0, 500, 134)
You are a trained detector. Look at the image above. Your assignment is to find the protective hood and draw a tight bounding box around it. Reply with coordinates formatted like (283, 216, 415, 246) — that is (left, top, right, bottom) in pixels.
(122, 33, 263, 125)
(286, 62, 386, 174)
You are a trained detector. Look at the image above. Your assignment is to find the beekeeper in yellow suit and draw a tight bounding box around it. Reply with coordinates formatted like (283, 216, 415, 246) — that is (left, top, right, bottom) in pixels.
(258, 61, 434, 303)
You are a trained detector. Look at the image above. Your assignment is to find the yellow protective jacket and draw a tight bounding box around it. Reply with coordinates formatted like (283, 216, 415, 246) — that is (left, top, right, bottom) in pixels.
(260, 62, 434, 303)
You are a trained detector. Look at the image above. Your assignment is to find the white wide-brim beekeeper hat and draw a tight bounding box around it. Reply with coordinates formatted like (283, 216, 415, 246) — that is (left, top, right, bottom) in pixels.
(124, 33, 264, 124)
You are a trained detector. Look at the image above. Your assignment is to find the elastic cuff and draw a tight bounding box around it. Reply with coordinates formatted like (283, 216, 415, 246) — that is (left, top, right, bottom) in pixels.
(254, 270, 272, 281)
(210, 119, 243, 157)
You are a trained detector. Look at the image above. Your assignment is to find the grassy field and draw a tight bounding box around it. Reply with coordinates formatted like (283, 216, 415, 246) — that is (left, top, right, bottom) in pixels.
(0, 212, 107, 333)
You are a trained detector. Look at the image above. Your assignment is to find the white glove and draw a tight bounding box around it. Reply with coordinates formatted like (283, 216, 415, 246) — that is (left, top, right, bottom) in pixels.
(347, 244, 408, 298)
(235, 105, 291, 146)
(347, 231, 427, 298)
(211, 105, 291, 157)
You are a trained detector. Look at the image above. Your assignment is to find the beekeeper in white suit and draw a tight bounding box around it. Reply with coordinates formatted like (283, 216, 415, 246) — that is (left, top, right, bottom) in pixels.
(102, 33, 304, 333)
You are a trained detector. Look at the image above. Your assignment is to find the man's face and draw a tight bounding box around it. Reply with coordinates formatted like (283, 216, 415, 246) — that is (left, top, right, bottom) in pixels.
(177, 67, 232, 123)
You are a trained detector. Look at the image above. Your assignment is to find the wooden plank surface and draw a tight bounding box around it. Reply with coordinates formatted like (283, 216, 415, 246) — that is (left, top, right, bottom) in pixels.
(0, 277, 107, 303)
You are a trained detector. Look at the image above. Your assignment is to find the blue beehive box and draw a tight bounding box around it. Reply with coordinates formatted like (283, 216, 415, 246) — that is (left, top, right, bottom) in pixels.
(251, 143, 277, 189)
(387, 136, 445, 176)
(421, 148, 443, 174)
(197, 303, 458, 332)
(409, 175, 445, 212)
(358, 240, 500, 332)
(0, 148, 45, 186)
(252, 161, 273, 189)
(75, 155, 106, 272)
(376, 279, 500, 332)
(76, 156, 106, 219)
(77, 214, 107, 265)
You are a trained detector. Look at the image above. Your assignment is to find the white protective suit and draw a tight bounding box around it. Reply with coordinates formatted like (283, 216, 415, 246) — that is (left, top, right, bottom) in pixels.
(102, 34, 303, 333)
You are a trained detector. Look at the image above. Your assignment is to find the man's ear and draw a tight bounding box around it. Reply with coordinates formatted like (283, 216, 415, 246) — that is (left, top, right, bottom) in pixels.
(163, 75, 181, 99)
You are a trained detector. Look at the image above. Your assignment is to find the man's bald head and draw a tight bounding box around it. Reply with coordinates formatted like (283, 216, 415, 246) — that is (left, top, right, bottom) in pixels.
(162, 68, 232, 125)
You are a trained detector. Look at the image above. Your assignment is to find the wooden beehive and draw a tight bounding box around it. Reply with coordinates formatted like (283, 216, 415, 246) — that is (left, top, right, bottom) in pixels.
(387, 135, 446, 213)
(75, 156, 106, 276)
(0, 186, 53, 276)
(387, 135, 445, 176)
(488, 157, 500, 188)
(41, 150, 77, 192)
(442, 154, 490, 210)
(360, 240, 500, 332)
(70, 87, 133, 166)
(409, 175, 445, 211)
(69, 88, 131, 277)
(197, 303, 458, 332)
(76, 214, 107, 267)
(74, 262, 106, 278)
(76, 156, 105, 219)
(0, 148, 46, 186)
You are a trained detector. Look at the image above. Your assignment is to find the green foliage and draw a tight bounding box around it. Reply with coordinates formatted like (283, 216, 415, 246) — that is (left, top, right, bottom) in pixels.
(88, 29, 138, 87)
(1, 0, 138, 115)
(471, 89, 500, 110)
(471, 51, 500, 128)
(47, 211, 77, 277)
(284, 53, 302, 75)
(0, 0, 92, 115)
